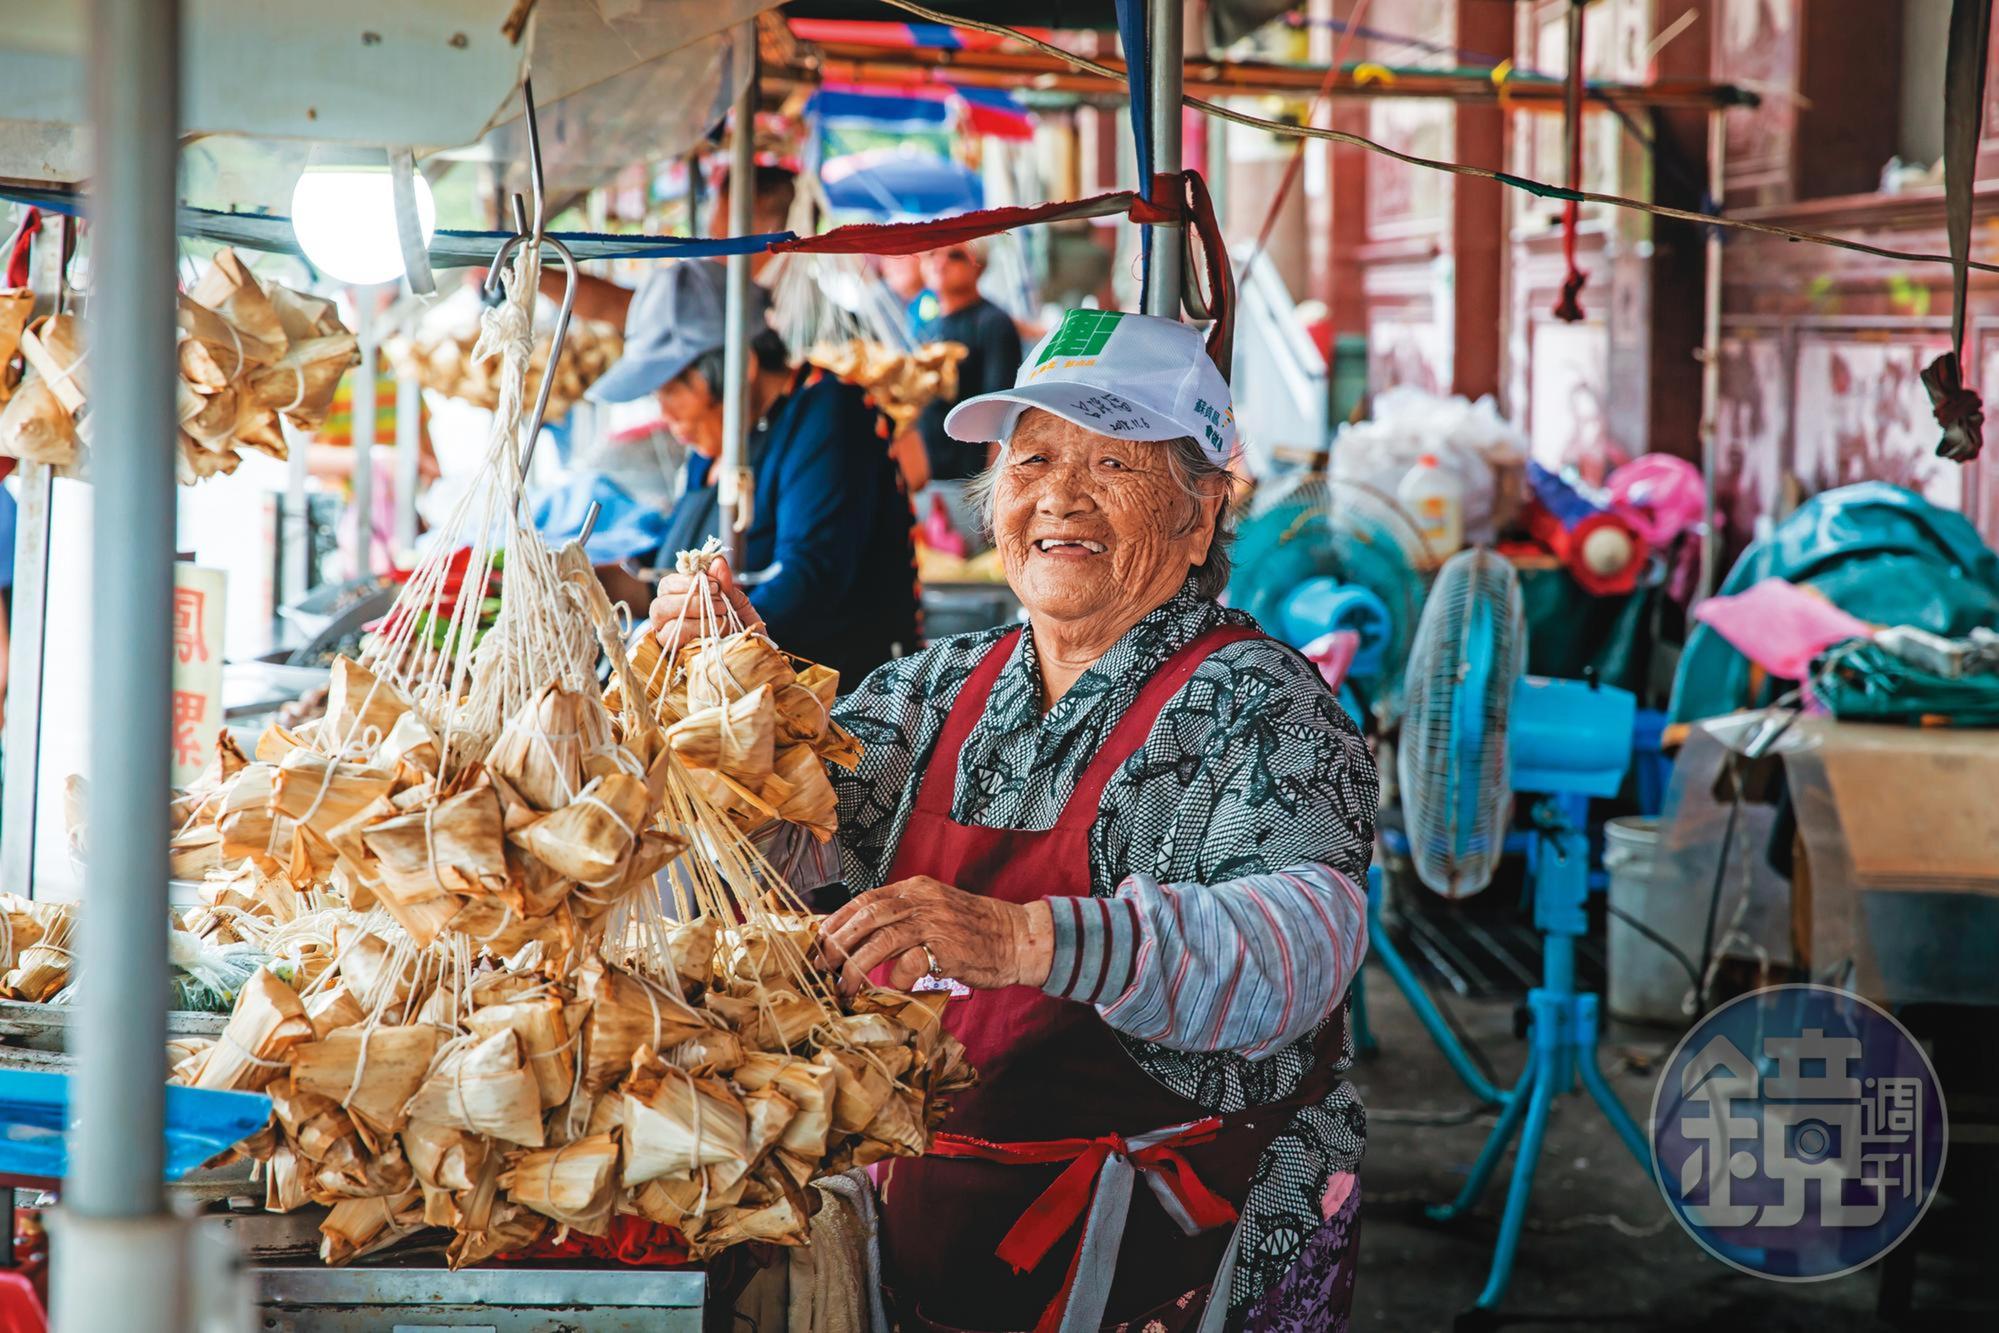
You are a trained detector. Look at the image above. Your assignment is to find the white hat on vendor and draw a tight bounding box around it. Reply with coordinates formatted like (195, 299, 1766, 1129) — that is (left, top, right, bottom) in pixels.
(942, 308, 1237, 465)
(588, 259, 772, 404)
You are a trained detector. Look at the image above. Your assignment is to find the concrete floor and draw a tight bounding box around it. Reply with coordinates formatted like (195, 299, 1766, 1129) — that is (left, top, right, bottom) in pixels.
(1346, 957, 1996, 1332)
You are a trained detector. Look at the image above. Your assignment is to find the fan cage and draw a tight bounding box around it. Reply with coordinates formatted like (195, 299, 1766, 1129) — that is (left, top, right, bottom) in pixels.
(1398, 547, 1526, 898)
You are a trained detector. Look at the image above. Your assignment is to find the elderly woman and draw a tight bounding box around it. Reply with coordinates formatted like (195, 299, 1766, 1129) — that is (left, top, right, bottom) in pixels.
(652, 311, 1375, 1332)
(593, 259, 921, 685)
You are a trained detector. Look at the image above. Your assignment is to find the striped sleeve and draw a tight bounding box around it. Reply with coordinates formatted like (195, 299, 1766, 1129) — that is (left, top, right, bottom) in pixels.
(1041, 864, 1369, 1059)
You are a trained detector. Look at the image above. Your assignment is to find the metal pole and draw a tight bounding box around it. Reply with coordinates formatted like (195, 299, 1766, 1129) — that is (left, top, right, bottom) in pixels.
(282, 420, 310, 606)
(351, 293, 377, 576)
(0, 215, 72, 900)
(394, 376, 420, 557)
(1696, 109, 1726, 603)
(61, 1, 187, 1324)
(719, 20, 758, 567)
(1142, 0, 1186, 318)
(687, 148, 707, 238)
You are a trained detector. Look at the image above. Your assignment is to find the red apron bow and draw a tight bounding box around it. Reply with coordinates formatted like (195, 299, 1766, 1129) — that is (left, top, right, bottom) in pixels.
(930, 1118, 1240, 1333)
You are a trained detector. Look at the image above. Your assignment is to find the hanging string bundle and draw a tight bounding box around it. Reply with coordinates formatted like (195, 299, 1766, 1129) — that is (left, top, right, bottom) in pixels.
(1921, 0, 1994, 463)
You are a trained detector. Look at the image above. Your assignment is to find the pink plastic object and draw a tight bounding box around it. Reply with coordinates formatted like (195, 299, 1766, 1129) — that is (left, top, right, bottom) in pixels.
(1607, 454, 1704, 547)
(1693, 578, 1873, 681)
(1303, 630, 1363, 695)
(921, 493, 968, 559)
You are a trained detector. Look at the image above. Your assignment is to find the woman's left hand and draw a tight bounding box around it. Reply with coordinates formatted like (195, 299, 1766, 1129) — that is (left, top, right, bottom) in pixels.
(816, 877, 1053, 996)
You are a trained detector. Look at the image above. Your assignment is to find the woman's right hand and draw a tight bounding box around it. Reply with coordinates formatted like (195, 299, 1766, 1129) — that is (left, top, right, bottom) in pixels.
(647, 555, 765, 644)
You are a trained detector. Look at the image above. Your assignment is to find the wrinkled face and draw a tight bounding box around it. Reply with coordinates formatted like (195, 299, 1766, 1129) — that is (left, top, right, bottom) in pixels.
(656, 372, 724, 459)
(993, 409, 1221, 628)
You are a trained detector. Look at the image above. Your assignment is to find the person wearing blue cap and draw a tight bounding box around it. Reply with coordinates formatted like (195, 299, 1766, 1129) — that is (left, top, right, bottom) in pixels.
(651, 309, 1373, 1332)
(592, 259, 919, 685)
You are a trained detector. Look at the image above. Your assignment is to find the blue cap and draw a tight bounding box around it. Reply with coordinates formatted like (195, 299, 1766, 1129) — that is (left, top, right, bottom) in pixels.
(589, 260, 772, 404)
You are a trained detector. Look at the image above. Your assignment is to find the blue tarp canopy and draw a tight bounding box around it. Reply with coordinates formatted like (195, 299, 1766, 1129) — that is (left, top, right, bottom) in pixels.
(819, 147, 982, 219)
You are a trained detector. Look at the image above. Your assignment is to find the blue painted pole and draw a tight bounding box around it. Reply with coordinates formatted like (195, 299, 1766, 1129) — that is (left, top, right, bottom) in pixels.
(1367, 870, 1507, 1106)
(1428, 1044, 1538, 1223)
(1473, 992, 1564, 1312)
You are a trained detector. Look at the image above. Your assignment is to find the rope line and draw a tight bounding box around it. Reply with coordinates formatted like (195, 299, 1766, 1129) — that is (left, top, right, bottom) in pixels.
(879, 0, 1999, 277)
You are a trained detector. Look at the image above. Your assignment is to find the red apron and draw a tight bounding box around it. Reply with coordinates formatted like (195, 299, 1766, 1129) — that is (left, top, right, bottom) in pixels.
(874, 625, 1343, 1332)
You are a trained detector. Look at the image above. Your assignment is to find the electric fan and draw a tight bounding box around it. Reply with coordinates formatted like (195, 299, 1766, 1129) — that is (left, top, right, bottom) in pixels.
(1231, 474, 1490, 1101)
(1228, 474, 1431, 721)
(1395, 548, 1647, 1327)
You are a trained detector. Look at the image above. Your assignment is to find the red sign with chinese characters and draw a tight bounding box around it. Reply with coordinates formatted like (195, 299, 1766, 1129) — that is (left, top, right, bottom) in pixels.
(170, 565, 227, 787)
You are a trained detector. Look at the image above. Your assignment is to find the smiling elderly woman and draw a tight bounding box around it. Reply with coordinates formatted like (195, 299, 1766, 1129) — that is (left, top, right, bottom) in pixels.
(650, 311, 1376, 1333)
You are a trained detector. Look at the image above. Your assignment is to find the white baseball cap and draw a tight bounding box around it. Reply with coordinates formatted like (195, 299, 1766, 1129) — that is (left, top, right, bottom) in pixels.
(943, 309, 1237, 464)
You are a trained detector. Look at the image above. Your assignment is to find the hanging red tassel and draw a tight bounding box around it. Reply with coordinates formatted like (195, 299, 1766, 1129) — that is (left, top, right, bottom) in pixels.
(1552, 1, 1588, 323)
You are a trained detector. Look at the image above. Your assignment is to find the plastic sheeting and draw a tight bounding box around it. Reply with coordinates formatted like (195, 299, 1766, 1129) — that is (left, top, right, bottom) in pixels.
(1668, 482, 1999, 723)
(1814, 638, 1999, 725)
(448, 3, 769, 202)
(1330, 388, 1527, 547)
(1648, 714, 1797, 995)
(1, 1, 777, 210)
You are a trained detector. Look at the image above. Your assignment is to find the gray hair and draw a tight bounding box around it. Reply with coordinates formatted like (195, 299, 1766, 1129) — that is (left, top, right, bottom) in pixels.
(964, 433, 1237, 600)
(682, 327, 791, 401)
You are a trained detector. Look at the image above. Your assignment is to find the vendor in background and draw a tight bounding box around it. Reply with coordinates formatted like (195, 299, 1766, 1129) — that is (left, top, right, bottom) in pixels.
(545, 164, 797, 327)
(905, 238, 1022, 546)
(591, 259, 919, 685)
(880, 251, 936, 332)
(652, 310, 1372, 1330)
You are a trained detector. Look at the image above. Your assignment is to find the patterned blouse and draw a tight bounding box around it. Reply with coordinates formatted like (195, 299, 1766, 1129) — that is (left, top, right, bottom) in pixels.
(811, 578, 1378, 1311)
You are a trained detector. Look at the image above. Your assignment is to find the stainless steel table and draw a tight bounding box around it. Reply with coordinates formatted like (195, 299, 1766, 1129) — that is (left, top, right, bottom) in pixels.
(254, 1264, 707, 1332)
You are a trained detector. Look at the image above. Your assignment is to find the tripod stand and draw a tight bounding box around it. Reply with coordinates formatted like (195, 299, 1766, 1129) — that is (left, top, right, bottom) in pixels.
(1420, 797, 1652, 1329)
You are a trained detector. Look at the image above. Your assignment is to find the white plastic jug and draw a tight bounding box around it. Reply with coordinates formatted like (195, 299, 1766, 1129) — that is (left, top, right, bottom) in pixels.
(1397, 453, 1464, 566)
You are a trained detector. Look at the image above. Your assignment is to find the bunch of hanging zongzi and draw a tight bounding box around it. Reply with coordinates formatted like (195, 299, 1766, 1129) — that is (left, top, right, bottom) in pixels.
(384, 318, 620, 425)
(805, 338, 967, 438)
(163, 221, 978, 1266)
(0, 247, 360, 481)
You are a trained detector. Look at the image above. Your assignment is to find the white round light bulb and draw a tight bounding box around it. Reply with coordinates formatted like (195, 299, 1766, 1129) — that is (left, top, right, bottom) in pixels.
(290, 165, 437, 287)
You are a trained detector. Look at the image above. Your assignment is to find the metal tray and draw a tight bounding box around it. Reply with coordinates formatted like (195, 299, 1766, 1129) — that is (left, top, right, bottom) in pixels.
(254, 1265, 706, 1332)
(0, 998, 227, 1053)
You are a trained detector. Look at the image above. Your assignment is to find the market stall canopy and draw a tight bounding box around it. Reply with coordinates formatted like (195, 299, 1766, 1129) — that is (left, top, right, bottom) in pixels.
(0, 0, 778, 192)
(821, 146, 983, 218)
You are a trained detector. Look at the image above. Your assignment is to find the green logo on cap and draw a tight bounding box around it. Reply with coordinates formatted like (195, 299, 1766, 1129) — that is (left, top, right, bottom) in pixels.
(1037, 309, 1124, 365)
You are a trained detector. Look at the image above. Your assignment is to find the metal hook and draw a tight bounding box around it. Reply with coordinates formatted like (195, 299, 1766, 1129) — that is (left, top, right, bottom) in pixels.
(523, 74, 547, 243)
(480, 76, 577, 484)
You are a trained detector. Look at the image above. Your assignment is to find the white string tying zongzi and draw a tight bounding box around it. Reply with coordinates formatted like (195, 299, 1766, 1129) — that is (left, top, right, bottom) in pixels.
(471, 901, 516, 945)
(279, 363, 308, 415)
(220, 320, 245, 382)
(215, 1031, 293, 1070)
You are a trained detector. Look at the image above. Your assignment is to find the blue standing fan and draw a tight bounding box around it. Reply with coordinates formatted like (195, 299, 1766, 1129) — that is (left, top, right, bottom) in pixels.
(1230, 474, 1432, 725)
(1231, 475, 1515, 1099)
(1397, 548, 1648, 1326)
